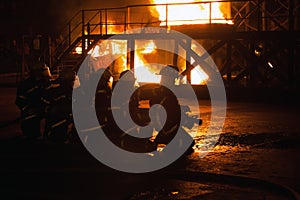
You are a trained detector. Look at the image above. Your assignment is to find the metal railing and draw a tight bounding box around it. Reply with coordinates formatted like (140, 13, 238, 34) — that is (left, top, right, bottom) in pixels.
(49, 0, 297, 67)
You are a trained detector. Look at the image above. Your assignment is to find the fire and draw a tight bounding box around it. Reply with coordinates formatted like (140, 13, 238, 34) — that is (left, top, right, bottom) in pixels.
(150, 0, 233, 25)
(74, 1, 234, 84)
(88, 40, 161, 83)
(75, 39, 89, 54)
(191, 66, 209, 85)
(135, 41, 161, 83)
(88, 40, 128, 72)
(141, 41, 157, 54)
(75, 46, 82, 54)
(88, 39, 209, 85)
(75, 22, 125, 54)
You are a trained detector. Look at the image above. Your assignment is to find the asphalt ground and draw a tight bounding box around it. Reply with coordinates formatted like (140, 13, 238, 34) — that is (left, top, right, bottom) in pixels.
(0, 87, 300, 199)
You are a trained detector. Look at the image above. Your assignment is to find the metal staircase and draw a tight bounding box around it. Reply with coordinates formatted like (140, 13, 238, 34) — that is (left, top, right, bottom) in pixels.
(46, 5, 153, 76)
(43, 1, 236, 76)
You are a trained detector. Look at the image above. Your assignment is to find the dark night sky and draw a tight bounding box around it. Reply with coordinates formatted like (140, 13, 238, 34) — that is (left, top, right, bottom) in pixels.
(0, 0, 150, 38)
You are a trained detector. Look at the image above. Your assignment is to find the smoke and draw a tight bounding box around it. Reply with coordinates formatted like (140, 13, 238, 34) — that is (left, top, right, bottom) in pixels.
(48, 0, 151, 35)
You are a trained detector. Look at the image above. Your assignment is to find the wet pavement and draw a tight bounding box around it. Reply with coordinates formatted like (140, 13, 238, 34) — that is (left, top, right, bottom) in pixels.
(0, 87, 300, 199)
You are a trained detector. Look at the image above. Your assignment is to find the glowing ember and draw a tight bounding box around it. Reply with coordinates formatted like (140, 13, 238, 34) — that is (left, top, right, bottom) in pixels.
(150, 0, 233, 25)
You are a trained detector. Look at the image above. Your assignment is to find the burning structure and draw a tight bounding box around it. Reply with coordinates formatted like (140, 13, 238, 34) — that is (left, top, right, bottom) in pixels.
(41, 0, 299, 90)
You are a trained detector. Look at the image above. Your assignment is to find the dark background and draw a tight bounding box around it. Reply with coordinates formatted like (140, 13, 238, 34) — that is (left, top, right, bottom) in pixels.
(0, 0, 149, 73)
(0, 0, 150, 38)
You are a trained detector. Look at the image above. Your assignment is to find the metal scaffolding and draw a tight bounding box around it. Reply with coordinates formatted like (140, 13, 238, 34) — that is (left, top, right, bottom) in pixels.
(44, 0, 300, 89)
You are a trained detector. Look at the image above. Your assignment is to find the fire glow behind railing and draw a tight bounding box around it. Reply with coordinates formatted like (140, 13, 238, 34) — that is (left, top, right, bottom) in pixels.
(79, 1, 233, 84)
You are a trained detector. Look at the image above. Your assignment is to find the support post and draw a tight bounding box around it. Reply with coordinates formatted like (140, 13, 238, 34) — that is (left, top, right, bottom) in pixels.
(124, 10, 127, 33)
(100, 10, 103, 35)
(166, 4, 168, 28)
(261, 0, 267, 31)
(128, 39, 135, 70)
(105, 9, 108, 35)
(87, 22, 90, 48)
(226, 41, 232, 84)
(127, 7, 130, 32)
(186, 39, 191, 83)
(82, 10, 86, 55)
(209, 2, 212, 24)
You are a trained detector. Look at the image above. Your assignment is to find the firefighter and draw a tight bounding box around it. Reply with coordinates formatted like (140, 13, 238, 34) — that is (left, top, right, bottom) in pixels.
(93, 68, 120, 147)
(94, 68, 113, 124)
(109, 70, 157, 152)
(150, 65, 182, 145)
(43, 68, 76, 143)
(15, 61, 51, 140)
(114, 70, 138, 115)
(75, 67, 113, 144)
(151, 65, 196, 155)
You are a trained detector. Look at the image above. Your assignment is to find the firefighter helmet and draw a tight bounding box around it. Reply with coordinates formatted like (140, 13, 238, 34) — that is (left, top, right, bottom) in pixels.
(29, 61, 51, 80)
(41, 64, 52, 79)
(119, 70, 135, 82)
(95, 68, 112, 83)
(158, 65, 179, 78)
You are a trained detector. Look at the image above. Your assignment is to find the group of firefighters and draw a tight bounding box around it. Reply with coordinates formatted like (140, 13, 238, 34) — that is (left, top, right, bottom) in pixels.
(15, 62, 76, 143)
(15, 62, 198, 154)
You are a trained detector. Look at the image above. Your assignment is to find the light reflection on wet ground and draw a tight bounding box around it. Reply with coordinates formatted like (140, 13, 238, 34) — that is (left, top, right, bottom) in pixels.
(175, 98, 300, 199)
(1, 88, 300, 199)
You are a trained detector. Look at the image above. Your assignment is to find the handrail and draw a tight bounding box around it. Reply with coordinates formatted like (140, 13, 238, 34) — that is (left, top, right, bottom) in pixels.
(44, 0, 294, 70)
(51, 0, 230, 68)
(79, 0, 253, 12)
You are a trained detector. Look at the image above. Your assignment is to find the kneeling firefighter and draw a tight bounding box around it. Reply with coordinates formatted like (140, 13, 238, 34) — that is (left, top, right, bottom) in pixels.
(43, 68, 76, 142)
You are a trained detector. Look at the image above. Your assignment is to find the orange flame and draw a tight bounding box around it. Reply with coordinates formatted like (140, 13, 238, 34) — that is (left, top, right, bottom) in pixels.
(150, 0, 233, 25)
(191, 66, 209, 85)
(135, 41, 161, 83)
(88, 39, 210, 85)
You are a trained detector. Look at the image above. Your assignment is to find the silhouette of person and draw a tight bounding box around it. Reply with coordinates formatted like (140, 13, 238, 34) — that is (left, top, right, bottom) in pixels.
(15, 61, 51, 140)
(150, 65, 182, 145)
(148, 65, 197, 155)
(42, 68, 76, 143)
(94, 67, 113, 126)
(104, 70, 157, 152)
